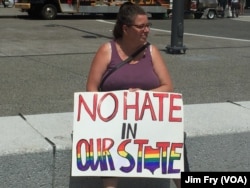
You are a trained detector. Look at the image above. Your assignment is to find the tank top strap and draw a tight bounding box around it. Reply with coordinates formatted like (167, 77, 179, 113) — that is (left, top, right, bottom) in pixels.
(110, 40, 119, 59)
(110, 40, 115, 53)
(109, 40, 122, 66)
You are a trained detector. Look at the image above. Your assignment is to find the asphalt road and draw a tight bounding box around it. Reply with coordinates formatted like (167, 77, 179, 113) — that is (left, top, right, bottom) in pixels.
(0, 12, 250, 188)
(0, 14, 250, 116)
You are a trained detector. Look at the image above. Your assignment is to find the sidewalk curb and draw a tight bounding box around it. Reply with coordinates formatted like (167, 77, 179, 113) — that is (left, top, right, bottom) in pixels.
(1, 102, 250, 187)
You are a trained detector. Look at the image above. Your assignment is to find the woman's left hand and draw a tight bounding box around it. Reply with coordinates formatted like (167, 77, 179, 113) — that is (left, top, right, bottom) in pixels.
(129, 88, 141, 92)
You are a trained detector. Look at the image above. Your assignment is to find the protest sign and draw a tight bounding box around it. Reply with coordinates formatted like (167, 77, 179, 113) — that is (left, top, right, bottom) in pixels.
(72, 90, 184, 179)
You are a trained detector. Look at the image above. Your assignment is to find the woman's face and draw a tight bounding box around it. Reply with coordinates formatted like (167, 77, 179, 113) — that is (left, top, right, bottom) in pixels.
(125, 14, 151, 44)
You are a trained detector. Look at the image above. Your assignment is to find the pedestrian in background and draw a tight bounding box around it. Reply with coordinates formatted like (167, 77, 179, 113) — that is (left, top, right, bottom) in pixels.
(218, 0, 228, 12)
(239, 0, 246, 14)
(231, 0, 240, 17)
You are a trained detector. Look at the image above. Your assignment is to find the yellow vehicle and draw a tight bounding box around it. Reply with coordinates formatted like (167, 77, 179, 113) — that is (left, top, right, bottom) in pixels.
(15, 0, 173, 20)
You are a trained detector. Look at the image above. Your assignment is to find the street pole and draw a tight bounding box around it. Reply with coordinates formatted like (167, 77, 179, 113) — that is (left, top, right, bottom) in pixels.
(166, 0, 187, 54)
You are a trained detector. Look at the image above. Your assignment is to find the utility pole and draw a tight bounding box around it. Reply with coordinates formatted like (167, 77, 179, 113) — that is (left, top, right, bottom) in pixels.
(166, 0, 187, 54)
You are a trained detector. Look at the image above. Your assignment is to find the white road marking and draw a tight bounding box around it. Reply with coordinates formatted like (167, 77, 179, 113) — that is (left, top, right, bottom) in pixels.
(96, 18, 250, 43)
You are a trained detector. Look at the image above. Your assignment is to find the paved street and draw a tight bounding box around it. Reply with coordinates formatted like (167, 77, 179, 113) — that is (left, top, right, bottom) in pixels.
(0, 6, 250, 188)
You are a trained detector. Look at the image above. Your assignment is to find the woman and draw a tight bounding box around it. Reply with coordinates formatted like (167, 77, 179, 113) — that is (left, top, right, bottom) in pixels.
(239, 0, 246, 15)
(86, 2, 179, 188)
(231, 0, 240, 17)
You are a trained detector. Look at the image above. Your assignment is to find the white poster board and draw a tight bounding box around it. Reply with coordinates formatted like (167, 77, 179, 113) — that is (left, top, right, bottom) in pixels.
(72, 90, 184, 179)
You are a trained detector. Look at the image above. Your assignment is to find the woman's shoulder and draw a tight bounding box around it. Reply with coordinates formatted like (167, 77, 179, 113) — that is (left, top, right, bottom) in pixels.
(97, 41, 112, 54)
(148, 44, 160, 55)
(100, 41, 112, 49)
(149, 43, 158, 49)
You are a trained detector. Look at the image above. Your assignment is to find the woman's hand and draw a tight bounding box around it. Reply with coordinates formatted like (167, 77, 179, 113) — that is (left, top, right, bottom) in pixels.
(129, 88, 141, 92)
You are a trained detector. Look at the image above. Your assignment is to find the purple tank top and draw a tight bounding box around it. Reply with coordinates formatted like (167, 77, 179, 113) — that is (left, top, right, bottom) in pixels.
(101, 40, 160, 91)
